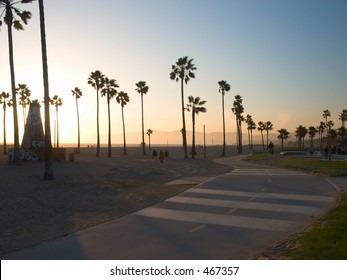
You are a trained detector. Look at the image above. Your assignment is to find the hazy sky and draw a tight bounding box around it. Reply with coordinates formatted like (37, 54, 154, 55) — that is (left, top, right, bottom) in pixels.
(1, 0, 346, 145)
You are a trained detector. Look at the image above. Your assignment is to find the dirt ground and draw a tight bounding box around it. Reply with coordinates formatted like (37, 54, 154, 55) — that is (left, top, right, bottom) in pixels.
(0, 145, 234, 256)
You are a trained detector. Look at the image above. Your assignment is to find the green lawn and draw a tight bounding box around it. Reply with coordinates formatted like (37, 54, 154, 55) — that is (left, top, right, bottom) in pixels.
(246, 152, 347, 259)
(246, 153, 347, 176)
(283, 192, 347, 259)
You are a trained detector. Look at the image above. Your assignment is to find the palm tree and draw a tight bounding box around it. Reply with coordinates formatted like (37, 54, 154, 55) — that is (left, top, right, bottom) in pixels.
(322, 109, 331, 134)
(50, 95, 62, 148)
(232, 95, 244, 153)
(88, 70, 105, 157)
(0, 92, 12, 154)
(0, 0, 34, 163)
(264, 121, 273, 149)
(308, 126, 318, 149)
(317, 121, 326, 151)
(295, 125, 308, 150)
(257, 121, 266, 150)
(38, 0, 53, 179)
(245, 114, 256, 149)
(338, 109, 347, 128)
(277, 128, 290, 151)
(101, 77, 119, 158)
(218, 80, 230, 156)
(170, 56, 197, 158)
(116, 91, 129, 156)
(71, 87, 82, 153)
(135, 81, 149, 156)
(16, 83, 31, 128)
(186, 96, 207, 159)
(146, 129, 153, 150)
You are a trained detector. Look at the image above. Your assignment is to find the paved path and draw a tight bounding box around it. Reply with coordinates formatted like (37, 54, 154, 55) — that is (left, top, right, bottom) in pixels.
(3, 155, 339, 259)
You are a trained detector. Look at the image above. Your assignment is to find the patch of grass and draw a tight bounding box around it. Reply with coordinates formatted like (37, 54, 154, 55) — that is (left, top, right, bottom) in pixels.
(283, 192, 347, 259)
(246, 153, 347, 176)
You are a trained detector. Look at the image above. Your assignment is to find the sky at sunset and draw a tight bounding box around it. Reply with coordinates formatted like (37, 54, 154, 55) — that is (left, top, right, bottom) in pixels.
(1, 0, 346, 145)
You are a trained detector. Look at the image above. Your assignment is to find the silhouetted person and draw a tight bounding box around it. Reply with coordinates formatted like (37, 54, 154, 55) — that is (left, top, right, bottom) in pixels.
(152, 149, 158, 159)
(159, 150, 164, 163)
(268, 142, 274, 154)
(164, 150, 170, 159)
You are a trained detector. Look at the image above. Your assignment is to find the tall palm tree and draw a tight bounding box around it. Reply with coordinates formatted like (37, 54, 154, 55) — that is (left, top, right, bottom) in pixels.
(186, 96, 207, 159)
(317, 121, 326, 151)
(308, 126, 318, 149)
(71, 87, 82, 153)
(264, 121, 273, 149)
(170, 56, 197, 158)
(245, 114, 256, 149)
(38, 0, 53, 179)
(116, 91, 129, 156)
(0, 92, 12, 154)
(338, 109, 347, 128)
(257, 121, 266, 150)
(0, 0, 34, 163)
(101, 77, 119, 158)
(277, 128, 290, 151)
(16, 83, 31, 127)
(146, 129, 153, 150)
(50, 95, 62, 148)
(135, 81, 149, 156)
(88, 70, 105, 157)
(218, 80, 230, 156)
(295, 125, 308, 150)
(232, 95, 244, 153)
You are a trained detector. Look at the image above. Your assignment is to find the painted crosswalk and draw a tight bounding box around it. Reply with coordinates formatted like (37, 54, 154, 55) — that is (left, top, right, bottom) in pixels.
(134, 171, 336, 233)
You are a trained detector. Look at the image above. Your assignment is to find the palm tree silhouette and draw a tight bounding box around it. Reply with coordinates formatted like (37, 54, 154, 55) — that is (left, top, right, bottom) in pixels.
(116, 91, 129, 156)
(101, 77, 119, 158)
(218, 80, 230, 157)
(146, 129, 153, 150)
(38, 0, 54, 179)
(50, 95, 62, 148)
(16, 83, 31, 127)
(232, 95, 244, 153)
(277, 128, 290, 151)
(71, 87, 82, 153)
(135, 81, 149, 156)
(245, 114, 256, 150)
(0, 92, 12, 154)
(186, 96, 207, 159)
(264, 121, 273, 149)
(308, 126, 318, 149)
(257, 121, 266, 150)
(0, 0, 34, 163)
(88, 70, 105, 157)
(170, 56, 197, 158)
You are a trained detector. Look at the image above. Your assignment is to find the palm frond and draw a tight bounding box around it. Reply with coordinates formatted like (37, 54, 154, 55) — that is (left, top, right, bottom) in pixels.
(13, 20, 23, 30)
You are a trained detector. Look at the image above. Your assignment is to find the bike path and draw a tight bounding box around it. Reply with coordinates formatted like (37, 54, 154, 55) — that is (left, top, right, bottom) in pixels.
(3, 155, 338, 259)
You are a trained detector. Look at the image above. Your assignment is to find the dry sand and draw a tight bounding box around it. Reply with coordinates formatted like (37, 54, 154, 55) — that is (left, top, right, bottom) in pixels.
(0, 145, 237, 256)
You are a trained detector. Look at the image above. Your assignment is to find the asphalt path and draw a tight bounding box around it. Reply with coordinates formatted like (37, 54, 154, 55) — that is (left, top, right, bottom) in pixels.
(3, 155, 338, 259)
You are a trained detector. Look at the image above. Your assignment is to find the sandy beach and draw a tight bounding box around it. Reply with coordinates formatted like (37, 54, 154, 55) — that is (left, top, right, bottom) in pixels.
(0, 145, 238, 256)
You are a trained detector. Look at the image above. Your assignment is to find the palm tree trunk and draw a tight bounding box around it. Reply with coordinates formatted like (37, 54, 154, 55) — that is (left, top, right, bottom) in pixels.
(76, 97, 80, 153)
(56, 107, 59, 148)
(222, 94, 226, 156)
(107, 98, 111, 158)
(96, 88, 100, 157)
(7, 22, 20, 164)
(3, 106, 7, 155)
(39, 0, 54, 180)
(181, 79, 188, 158)
(122, 106, 126, 155)
(238, 119, 242, 153)
(191, 110, 196, 158)
(261, 131, 265, 150)
(141, 94, 146, 155)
